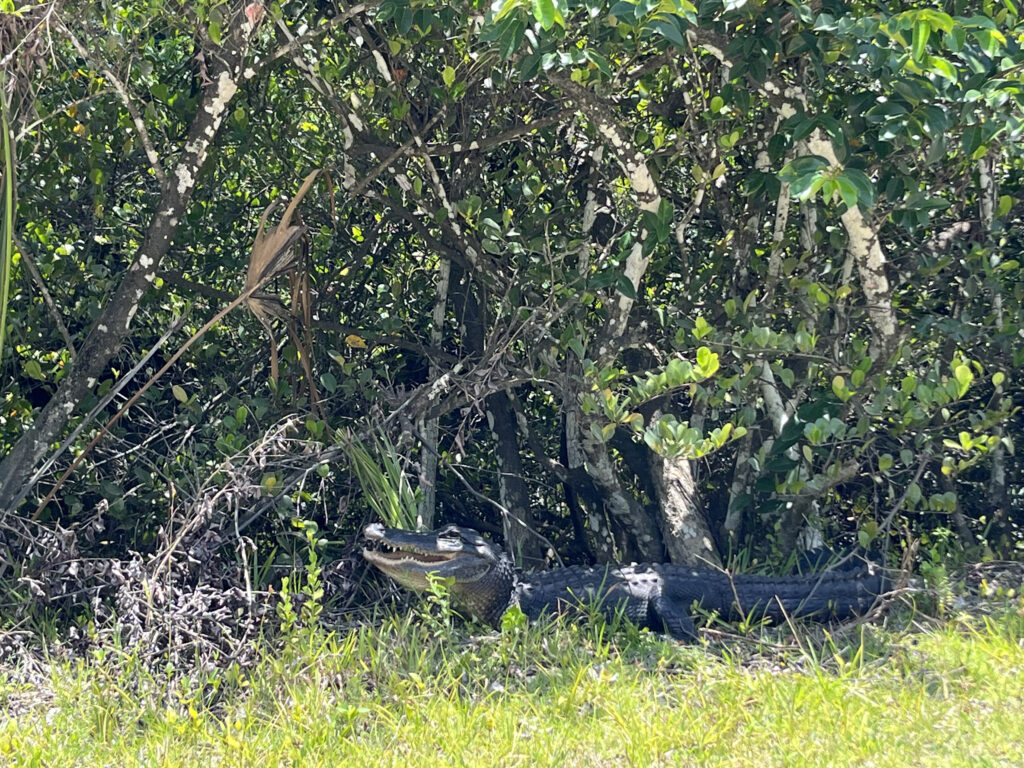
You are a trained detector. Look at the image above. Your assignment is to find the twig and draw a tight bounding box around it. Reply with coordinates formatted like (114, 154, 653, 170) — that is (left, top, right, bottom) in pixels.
(13, 234, 76, 355)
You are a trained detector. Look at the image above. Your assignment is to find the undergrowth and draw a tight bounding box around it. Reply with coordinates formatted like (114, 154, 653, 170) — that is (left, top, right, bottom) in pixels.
(2, 595, 1023, 767)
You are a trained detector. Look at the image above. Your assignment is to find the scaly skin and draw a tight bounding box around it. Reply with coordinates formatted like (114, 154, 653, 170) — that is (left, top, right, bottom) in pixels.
(363, 523, 883, 640)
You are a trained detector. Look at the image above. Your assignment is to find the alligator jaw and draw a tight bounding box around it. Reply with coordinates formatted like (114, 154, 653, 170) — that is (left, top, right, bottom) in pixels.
(362, 523, 490, 590)
(362, 547, 460, 590)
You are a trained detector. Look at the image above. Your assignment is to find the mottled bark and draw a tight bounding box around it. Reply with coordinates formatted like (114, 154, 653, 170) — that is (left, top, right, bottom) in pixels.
(650, 452, 720, 566)
(548, 74, 660, 346)
(0, 12, 255, 514)
(417, 256, 450, 530)
(562, 372, 616, 562)
(722, 429, 754, 544)
(977, 154, 1009, 529)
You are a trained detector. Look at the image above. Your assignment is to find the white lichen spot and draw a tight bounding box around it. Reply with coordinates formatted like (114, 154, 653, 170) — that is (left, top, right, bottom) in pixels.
(97, 325, 108, 333)
(468, 141, 479, 150)
(144, 272, 155, 283)
(168, 218, 178, 227)
(372, 50, 391, 81)
(452, 143, 462, 152)
(243, 67, 256, 80)
(140, 255, 154, 269)
(175, 165, 194, 195)
(204, 71, 238, 118)
(204, 125, 216, 138)
(348, 112, 364, 132)
(342, 126, 354, 149)
(86, 378, 97, 389)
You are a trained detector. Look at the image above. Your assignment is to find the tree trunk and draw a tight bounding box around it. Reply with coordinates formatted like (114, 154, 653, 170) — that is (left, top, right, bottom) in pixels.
(562, 372, 617, 562)
(552, 74, 668, 562)
(417, 256, 450, 530)
(650, 452, 720, 566)
(487, 390, 542, 567)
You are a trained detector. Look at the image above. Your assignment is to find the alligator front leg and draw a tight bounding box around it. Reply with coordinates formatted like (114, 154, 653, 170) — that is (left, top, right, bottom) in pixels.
(651, 595, 697, 640)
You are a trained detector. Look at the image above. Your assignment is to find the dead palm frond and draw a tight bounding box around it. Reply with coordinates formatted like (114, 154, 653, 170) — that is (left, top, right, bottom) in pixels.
(244, 169, 326, 414)
(33, 169, 331, 518)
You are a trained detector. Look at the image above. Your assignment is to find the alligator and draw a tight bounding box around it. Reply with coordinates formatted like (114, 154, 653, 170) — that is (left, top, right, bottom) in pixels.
(362, 523, 884, 640)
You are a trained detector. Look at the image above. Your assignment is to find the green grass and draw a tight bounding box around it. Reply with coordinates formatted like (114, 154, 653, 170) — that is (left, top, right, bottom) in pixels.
(2, 607, 1023, 767)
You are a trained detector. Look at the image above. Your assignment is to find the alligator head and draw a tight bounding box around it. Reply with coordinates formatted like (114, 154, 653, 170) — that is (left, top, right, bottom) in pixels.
(362, 523, 517, 625)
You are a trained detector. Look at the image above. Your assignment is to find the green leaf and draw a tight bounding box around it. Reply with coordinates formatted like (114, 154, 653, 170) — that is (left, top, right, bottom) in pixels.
(615, 274, 637, 300)
(492, 0, 523, 23)
(778, 366, 795, 389)
(992, 371, 1005, 388)
(23, 359, 44, 380)
(911, 20, 929, 62)
(878, 453, 893, 472)
(567, 335, 585, 360)
(906, 483, 922, 504)
(531, 0, 555, 29)
(925, 56, 956, 82)
(172, 384, 188, 402)
(693, 316, 711, 340)
(842, 168, 876, 207)
(442, 66, 456, 87)
(953, 364, 973, 398)
(695, 346, 719, 377)
(835, 176, 859, 208)
(653, 18, 687, 49)
(208, 21, 222, 45)
(779, 156, 829, 197)
(831, 375, 852, 402)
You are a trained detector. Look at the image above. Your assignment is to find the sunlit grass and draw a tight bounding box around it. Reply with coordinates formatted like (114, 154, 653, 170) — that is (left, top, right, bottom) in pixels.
(2, 607, 1023, 767)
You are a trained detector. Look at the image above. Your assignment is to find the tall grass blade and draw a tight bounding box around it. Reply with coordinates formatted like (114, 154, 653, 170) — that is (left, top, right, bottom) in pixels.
(340, 430, 420, 529)
(0, 70, 14, 364)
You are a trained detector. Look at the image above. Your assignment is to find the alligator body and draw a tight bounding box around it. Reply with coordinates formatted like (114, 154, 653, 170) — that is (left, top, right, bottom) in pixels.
(362, 523, 883, 640)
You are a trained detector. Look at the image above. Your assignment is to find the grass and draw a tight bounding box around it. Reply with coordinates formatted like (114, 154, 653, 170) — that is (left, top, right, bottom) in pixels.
(2, 605, 1023, 767)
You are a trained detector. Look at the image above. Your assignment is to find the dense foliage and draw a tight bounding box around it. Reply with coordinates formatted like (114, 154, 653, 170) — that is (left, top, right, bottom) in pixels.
(1, 0, 1022, 620)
